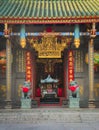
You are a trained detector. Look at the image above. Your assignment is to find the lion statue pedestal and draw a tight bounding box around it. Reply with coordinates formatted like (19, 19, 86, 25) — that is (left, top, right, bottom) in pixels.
(68, 81, 80, 108)
(21, 81, 31, 109)
(21, 98, 31, 109)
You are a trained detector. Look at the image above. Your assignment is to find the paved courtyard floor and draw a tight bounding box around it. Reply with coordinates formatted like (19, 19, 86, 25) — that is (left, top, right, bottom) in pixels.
(0, 122, 99, 130)
(0, 108, 99, 130)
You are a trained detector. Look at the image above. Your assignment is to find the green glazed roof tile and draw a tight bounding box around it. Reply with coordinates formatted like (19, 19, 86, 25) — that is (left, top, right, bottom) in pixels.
(0, 0, 99, 19)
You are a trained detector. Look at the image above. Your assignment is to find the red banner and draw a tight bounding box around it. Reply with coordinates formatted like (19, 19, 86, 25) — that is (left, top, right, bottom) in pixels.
(68, 50, 74, 85)
(26, 51, 32, 83)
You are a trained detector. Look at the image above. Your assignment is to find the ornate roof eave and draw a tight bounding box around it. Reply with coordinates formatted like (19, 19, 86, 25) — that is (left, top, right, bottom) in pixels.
(0, 16, 99, 24)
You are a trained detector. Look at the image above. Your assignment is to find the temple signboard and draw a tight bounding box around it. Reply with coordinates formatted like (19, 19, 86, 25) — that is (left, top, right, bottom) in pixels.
(38, 50, 61, 58)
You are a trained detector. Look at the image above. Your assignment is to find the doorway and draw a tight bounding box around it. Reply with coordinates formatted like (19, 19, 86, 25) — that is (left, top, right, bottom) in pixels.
(35, 58, 66, 105)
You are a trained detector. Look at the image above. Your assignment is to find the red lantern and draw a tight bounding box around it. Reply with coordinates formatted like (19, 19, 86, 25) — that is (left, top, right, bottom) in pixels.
(0, 50, 6, 65)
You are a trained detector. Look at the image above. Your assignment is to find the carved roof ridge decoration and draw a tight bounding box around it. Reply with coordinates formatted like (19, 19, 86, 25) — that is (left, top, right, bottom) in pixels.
(0, 0, 99, 24)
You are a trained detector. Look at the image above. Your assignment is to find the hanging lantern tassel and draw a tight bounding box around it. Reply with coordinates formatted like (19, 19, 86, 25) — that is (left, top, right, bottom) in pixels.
(74, 24, 80, 48)
(20, 25, 26, 48)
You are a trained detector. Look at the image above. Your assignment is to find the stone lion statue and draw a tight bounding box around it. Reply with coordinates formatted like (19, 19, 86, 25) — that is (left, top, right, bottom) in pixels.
(69, 80, 79, 98)
(21, 81, 31, 99)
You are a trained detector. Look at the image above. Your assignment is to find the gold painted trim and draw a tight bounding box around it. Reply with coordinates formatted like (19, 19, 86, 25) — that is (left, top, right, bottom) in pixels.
(20, 38, 26, 48)
(0, 18, 99, 24)
(28, 36, 71, 58)
(74, 38, 80, 48)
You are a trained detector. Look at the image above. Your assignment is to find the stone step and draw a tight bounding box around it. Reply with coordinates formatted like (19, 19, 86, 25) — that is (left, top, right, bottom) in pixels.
(0, 108, 99, 123)
(80, 113, 99, 122)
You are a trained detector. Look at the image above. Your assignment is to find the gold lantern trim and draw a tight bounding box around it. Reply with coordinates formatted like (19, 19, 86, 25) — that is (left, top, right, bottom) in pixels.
(0, 50, 6, 65)
(20, 38, 26, 48)
(4, 23, 10, 38)
(74, 38, 80, 48)
(90, 23, 96, 38)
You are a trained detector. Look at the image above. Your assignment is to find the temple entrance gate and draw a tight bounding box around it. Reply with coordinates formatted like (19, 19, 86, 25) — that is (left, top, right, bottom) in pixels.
(27, 35, 72, 106)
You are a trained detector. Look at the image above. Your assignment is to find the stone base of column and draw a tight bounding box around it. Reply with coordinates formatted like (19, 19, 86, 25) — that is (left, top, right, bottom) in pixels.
(5, 100, 12, 109)
(88, 100, 95, 108)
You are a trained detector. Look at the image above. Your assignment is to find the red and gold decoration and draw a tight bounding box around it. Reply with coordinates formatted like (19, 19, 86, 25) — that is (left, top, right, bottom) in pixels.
(90, 23, 96, 38)
(0, 50, 6, 65)
(85, 51, 99, 72)
(87, 23, 96, 38)
(4, 23, 10, 38)
(28, 36, 71, 58)
(68, 50, 74, 84)
(85, 51, 99, 65)
(26, 51, 32, 83)
(0, 50, 6, 75)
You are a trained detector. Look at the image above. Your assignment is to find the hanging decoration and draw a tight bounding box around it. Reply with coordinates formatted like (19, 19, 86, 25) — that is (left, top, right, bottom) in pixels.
(74, 24, 80, 48)
(68, 50, 74, 84)
(85, 51, 99, 66)
(94, 52, 99, 65)
(0, 50, 6, 65)
(20, 24, 26, 48)
(0, 50, 6, 75)
(85, 51, 99, 72)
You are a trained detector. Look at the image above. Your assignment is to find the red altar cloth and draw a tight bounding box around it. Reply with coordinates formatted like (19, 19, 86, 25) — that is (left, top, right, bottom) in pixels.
(36, 88, 41, 97)
(57, 88, 63, 97)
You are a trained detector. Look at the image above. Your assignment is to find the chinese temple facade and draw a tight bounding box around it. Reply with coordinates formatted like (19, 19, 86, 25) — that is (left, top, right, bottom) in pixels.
(0, 0, 99, 108)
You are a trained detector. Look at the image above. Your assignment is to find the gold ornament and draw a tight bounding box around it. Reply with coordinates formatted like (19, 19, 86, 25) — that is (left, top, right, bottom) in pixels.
(4, 23, 10, 38)
(28, 36, 71, 58)
(20, 38, 26, 48)
(74, 39, 80, 48)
